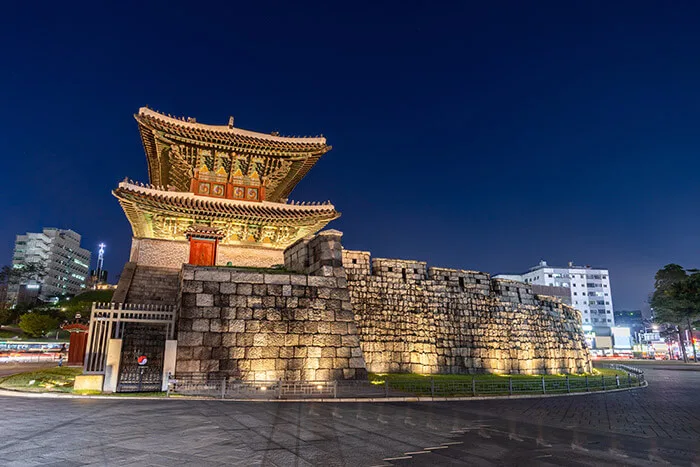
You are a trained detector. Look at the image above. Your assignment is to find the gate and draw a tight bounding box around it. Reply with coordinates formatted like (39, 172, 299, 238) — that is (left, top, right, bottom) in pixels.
(116, 323, 167, 392)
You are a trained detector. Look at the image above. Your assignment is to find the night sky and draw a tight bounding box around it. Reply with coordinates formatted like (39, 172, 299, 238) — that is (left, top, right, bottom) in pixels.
(2, 1, 699, 312)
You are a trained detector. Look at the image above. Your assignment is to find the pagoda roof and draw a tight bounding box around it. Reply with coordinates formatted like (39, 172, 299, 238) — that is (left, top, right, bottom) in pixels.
(135, 108, 332, 201)
(113, 181, 340, 246)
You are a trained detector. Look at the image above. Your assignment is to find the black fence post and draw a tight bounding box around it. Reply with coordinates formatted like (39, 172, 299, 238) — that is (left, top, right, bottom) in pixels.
(508, 377, 513, 395)
(384, 380, 389, 398)
(566, 375, 570, 393)
(430, 377, 435, 397)
(585, 375, 589, 392)
(615, 375, 620, 388)
(472, 376, 476, 396)
(627, 373, 631, 387)
(541, 376, 546, 394)
(601, 375, 605, 391)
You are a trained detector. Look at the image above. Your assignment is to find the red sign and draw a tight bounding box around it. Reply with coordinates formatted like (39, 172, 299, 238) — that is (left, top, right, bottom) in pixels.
(137, 355, 148, 366)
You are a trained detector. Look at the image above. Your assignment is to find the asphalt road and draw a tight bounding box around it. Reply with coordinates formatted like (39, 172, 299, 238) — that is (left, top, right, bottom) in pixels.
(0, 361, 698, 466)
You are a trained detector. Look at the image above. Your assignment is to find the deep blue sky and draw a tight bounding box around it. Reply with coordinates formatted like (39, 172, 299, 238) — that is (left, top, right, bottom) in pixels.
(1, 1, 699, 311)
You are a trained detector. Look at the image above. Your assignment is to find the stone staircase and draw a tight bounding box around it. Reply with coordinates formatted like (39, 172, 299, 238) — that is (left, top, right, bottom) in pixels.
(118, 263, 180, 305)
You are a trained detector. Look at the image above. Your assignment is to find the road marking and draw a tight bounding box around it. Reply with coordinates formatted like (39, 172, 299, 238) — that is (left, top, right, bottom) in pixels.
(440, 442, 463, 446)
(508, 433, 524, 442)
(383, 456, 413, 461)
(404, 451, 430, 455)
(424, 446, 449, 450)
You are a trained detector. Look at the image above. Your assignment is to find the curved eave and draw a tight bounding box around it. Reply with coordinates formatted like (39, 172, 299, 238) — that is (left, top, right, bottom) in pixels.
(112, 184, 340, 226)
(135, 109, 330, 156)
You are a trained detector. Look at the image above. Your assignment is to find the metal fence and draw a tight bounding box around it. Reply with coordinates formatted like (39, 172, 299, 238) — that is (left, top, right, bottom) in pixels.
(167, 366, 645, 399)
(83, 302, 176, 374)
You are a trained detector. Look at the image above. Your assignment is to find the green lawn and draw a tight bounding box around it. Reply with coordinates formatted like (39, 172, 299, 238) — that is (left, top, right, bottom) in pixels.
(368, 367, 625, 384)
(0, 367, 83, 393)
(367, 368, 634, 396)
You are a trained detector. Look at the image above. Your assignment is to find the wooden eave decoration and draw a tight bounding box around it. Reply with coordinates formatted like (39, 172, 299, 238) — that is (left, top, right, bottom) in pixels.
(112, 182, 340, 225)
(185, 224, 225, 240)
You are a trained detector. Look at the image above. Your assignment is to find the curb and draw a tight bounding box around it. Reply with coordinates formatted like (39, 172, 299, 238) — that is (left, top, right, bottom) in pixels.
(0, 381, 647, 403)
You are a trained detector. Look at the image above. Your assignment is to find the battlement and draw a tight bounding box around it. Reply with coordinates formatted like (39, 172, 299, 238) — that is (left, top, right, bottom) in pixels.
(491, 278, 536, 305)
(371, 258, 427, 281)
(284, 229, 344, 277)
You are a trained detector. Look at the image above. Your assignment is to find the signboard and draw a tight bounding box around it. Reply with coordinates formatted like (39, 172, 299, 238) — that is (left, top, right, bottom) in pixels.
(611, 327, 632, 349)
(137, 355, 148, 366)
(642, 332, 661, 342)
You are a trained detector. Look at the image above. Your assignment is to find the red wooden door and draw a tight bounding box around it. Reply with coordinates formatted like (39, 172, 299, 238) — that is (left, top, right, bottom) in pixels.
(67, 332, 88, 366)
(188, 238, 217, 266)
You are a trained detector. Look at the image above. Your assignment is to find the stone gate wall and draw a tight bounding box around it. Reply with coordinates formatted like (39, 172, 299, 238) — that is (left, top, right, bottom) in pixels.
(343, 250, 592, 375)
(175, 231, 366, 381)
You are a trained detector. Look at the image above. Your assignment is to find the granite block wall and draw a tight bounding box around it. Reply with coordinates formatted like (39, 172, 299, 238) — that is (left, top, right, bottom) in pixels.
(176, 232, 366, 381)
(343, 251, 592, 375)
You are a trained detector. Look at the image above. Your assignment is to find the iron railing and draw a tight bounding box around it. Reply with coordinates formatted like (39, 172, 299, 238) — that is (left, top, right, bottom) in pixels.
(166, 367, 645, 399)
(83, 302, 176, 374)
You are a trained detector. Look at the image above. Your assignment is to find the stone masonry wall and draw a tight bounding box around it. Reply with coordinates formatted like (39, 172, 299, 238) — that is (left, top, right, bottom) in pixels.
(343, 250, 592, 375)
(176, 230, 366, 381)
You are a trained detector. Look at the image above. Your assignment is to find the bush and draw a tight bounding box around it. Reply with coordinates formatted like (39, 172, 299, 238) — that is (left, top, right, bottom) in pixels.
(18, 313, 59, 338)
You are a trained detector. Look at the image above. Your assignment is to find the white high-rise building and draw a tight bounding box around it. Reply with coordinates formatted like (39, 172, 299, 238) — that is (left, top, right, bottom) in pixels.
(10, 228, 91, 302)
(496, 260, 614, 326)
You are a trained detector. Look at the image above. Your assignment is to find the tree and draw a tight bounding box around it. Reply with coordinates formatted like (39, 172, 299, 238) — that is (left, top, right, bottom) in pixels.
(650, 264, 700, 362)
(18, 313, 58, 338)
(0, 264, 46, 286)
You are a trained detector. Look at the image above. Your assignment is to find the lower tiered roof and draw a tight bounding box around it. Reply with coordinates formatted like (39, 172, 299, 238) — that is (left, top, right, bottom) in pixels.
(113, 181, 340, 248)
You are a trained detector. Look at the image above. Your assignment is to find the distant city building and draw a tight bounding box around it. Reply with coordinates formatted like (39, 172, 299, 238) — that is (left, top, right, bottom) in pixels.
(614, 310, 644, 338)
(10, 228, 91, 303)
(495, 260, 614, 327)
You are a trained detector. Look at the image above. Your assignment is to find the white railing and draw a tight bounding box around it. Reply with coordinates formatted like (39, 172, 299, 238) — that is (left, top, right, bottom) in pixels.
(83, 302, 176, 374)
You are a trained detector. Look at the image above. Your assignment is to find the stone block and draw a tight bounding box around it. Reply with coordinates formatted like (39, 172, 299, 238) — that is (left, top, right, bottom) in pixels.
(250, 359, 277, 371)
(231, 272, 264, 283)
(265, 274, 291, 285)
(290, 275, 307, 286)
(220, 282, 237, 294)
(228, 320, 246, 333)
(194, 269, 231, 282)
(237, 308, 253, 320)
(192, 319, 209, 332)
(177, 332, 203, 347)
(182, 281, 203, 293)
(196, 294, 213, 307)
(308, 276, 337, 288)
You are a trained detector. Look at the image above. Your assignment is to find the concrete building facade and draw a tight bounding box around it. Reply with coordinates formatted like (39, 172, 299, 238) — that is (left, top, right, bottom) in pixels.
(496, 261, 614, 327)
(10, 228, 91, 302)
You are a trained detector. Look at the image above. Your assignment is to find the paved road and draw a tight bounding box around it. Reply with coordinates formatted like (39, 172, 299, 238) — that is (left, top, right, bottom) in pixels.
(0, 361, 698, 466)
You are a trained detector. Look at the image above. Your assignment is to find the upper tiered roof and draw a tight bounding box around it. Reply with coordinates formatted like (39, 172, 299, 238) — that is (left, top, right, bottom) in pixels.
(134, 107, 332, 201)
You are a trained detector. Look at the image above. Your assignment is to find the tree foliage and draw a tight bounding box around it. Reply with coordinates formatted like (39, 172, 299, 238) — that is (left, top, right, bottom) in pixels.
(0, 264, 46, 286)
(18, 313, 59, 338)
(651, 264, 700, 361)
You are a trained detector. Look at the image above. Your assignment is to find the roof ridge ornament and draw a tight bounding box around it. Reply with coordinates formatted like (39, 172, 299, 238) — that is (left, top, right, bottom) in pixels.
(228, 116, 234, 128)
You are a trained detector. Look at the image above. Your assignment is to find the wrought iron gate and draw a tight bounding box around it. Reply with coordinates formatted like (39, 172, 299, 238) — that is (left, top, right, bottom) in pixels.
(116, 323, 166, 392)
